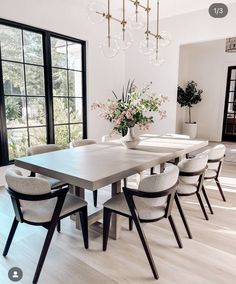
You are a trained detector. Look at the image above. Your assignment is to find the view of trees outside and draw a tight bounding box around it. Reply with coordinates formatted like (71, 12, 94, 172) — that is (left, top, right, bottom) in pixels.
(51, 37, 83, 148)
(0, 24, 84, 161)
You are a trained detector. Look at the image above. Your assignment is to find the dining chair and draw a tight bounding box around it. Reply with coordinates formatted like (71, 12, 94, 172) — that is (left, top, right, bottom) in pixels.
(27, 144, 68, 232)
(203, 144, 226, 202)
(3, 168, 88, 284)
(27, 144, 65, 190)
(103, 165, 181, 280)
(69, 139, 98, 207)
(176, 154, 211, 220)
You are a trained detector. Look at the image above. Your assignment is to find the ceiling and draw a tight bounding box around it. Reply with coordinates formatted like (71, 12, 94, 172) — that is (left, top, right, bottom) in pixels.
(98, 0, 236, 19)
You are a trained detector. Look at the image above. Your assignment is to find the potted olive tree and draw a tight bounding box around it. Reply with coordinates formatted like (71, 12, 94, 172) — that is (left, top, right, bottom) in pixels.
(177, 81, 203, 139)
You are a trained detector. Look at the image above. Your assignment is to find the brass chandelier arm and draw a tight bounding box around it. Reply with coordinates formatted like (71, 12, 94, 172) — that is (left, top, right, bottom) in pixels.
(155, 0, 160, 57)
(107, 0, 111, 47)
(130, 0, 148, 10)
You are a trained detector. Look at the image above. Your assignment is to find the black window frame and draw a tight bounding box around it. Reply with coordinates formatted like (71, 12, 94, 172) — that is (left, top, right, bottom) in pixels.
(0, 18, 87, 166)
(222, 66, 236, 141)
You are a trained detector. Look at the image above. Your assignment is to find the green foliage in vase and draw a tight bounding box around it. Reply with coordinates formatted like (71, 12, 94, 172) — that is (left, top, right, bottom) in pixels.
(177, 81, 203, 123)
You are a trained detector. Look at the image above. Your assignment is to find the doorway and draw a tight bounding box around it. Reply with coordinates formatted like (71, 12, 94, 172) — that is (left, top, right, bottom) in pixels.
(222, 66, 236, 141)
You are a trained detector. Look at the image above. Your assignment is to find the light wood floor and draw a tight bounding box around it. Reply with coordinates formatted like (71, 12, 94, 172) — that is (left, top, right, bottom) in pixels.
(0, 162, 236, 284)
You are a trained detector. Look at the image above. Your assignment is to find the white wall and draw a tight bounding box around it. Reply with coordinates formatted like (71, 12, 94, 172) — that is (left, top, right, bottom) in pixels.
(178, 40, 236, 141)
(0, 0, 126, 140)
(125, 3, 236, 137)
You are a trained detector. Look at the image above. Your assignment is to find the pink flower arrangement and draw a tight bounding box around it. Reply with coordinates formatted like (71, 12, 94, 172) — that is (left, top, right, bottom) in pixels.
(91, 81, 167, 135)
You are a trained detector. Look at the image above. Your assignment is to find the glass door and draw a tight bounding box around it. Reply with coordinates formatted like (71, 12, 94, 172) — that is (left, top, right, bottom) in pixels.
(0, 24, 47, 161)
(222, 66, 236, 141)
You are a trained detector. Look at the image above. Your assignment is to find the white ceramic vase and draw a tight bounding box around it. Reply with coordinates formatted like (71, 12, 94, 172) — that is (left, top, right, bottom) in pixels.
(183, 122, 197, 139)
(121, 127, 140, 149)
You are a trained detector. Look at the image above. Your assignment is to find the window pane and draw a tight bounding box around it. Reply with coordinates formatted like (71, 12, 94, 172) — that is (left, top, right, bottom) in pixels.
(230, 80, 236, 92)
(7, 128, 28, 160)
(55, 125, 69, 147)
(51, 37, 67, 68)
(231, 69, 236, 80)
(53, 98, 69, 124)
(26, 65, 45, 96)
(52, 68, 68, 96)
(69, 98, 83, 123)
(229, 92, 235, 103)
(5, 96, 27, 128)
(2, 62, 25, 96)
(0, 25, 23, 62)
(70, 124, 83, 141)
(23, 30, 43, 65)
(27, 97, 46, 126)
(29, 127, 47, 146)
(69, 71, 82, 97)
(68, 42, 82, 71)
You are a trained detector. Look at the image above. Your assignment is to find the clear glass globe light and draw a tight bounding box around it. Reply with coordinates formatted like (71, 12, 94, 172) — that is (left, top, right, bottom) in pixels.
(128, 12, 145, 31)
(87, 1, 106, 24)
(159, 31, 172, 47)
(139, 38, 156, 56)
(99, 37, 119, 58)
(116, 30, 134, 50)
(149, 52, 165, 67)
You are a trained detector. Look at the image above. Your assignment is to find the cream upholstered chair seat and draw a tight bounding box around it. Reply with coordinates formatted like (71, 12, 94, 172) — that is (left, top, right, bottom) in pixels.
(5, 169, 87, 223)
(203, 144, 226, 179)
(4, 168, 88, 284)
(176, 153, 212, 220)
(22, 193, 86, 223)
(176, 183, 198, 195)
(204, 169, 217, 179)
(27, 144, 65, 189)
(69, 139, 96, 148)
(104, 193, 166, 221)
(103, 165, 182, 280)
(202, 144, 226, 202)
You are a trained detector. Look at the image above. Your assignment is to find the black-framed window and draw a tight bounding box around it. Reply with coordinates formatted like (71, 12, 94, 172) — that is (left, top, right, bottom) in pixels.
(222, 66, 236, 141)
(0, 19, 87, 165)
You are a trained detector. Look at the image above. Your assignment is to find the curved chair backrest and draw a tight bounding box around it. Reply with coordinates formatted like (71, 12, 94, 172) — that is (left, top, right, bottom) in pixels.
(203, 144, 226, 171)
(102, 134, 121, 142)
(164, 134, 190, 139)
(70, 139, 96, 148)
(27, 144, 61, 156)
(124, 165, 179, 220)
(5, 168, 51, 208)
(178, 154, 208, 185)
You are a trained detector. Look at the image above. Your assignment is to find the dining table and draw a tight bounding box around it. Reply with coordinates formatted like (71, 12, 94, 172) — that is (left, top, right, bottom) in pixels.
(15, 134, 208, 239)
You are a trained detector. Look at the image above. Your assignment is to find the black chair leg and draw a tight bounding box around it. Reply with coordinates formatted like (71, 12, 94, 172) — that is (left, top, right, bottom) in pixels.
(33, 222, 57, 284)
(174, 194, 192, 239)
(150, 167, 155, 175)
(103, 208, 112, 251)
(3, 217, 19, 256)
(132, 216, 159, 279)
(168, 215, 183, 249)
(123, 178, 127, 188)
(202, 186, 214, 214)
(79, 206, 89, 249)
(57, 220, 61, 233)
(129, 217, 133, 231)
(196, 192, 209, 220)
(215, 178, 226, 202)
(93, 190, 98, 207)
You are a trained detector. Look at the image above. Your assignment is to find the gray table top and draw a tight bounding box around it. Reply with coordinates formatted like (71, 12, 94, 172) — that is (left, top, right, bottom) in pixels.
(15, 137, 208, 190)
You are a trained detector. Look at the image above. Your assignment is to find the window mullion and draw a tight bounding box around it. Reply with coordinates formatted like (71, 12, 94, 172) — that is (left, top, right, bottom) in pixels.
(43, 32, 54, 144)
(0, 44, 9, 165)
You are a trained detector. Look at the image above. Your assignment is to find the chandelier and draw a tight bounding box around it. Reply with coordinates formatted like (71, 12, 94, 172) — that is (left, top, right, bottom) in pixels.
(88, 0, 171, 66)
(226, 38, 236, 53)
